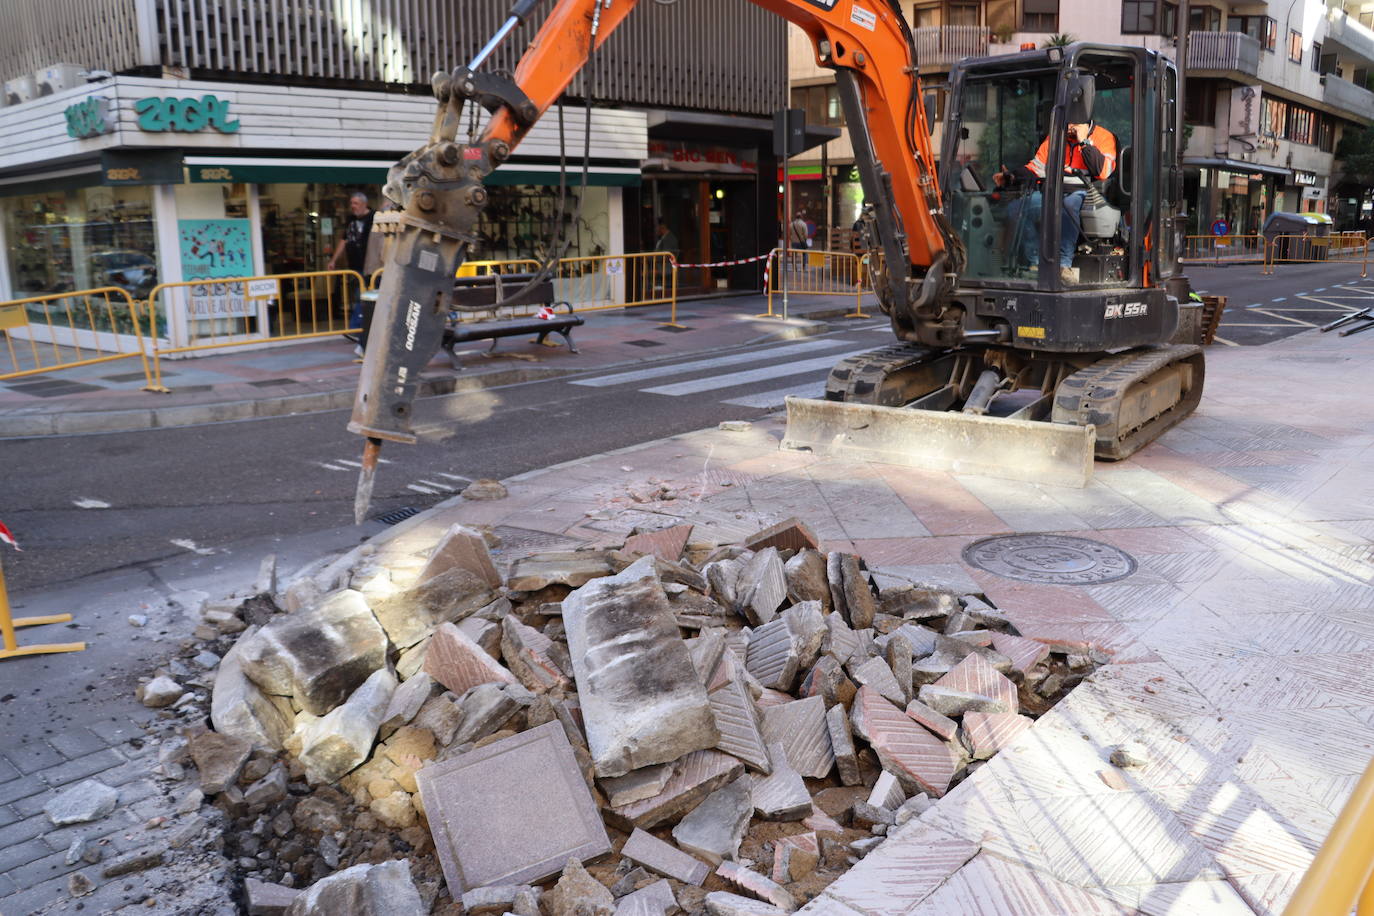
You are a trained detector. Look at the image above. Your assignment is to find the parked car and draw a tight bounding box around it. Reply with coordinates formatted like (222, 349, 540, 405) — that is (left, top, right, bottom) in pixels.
(88, 249, 158, 297)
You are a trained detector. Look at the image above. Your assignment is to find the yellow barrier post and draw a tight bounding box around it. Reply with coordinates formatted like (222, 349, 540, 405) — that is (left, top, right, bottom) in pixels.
(0, 535, 85, 662)
(0, 287, 159, 390)
(1282, 755, 1374, 915)
(846, 252, 870, 319)
(757, 249, 779, 318)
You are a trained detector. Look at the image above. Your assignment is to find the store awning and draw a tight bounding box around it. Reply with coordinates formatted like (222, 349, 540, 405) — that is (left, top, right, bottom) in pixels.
(1184, 157, 1292, 180)
(185, 156, 640, 187)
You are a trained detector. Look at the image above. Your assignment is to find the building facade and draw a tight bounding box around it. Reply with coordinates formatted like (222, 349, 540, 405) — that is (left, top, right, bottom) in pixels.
(788, 0, 1374, 244)
(0, 0, 788, 321)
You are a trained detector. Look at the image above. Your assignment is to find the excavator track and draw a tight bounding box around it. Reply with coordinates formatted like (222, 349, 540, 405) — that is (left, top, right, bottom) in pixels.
(823, 343, 946, 406)
(1052, 344, 1205, 460)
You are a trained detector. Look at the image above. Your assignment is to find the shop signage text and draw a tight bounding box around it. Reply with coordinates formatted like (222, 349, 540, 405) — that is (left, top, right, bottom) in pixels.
(186, 281, 256, 318)
(64, 97, 113, 139)
(135, 95, 240, 134)
(1295, 171, 1318, 186)
(643, 141, 757, 174)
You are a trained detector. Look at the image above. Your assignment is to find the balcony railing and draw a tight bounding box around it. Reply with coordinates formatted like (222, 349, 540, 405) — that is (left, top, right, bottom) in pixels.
(1324, 8, 1374, 67)
(1186, 30, 1260, 78)
(1324, 73, 1374, 120)
(913, 26, 990, 68)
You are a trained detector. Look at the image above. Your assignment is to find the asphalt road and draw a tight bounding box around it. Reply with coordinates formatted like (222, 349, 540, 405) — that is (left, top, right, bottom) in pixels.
(1187, 260, 1374, 346)
(0, 319, 891, 595)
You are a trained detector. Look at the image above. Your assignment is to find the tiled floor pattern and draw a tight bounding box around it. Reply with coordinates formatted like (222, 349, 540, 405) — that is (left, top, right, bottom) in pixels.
(368, 323, 1374, 914)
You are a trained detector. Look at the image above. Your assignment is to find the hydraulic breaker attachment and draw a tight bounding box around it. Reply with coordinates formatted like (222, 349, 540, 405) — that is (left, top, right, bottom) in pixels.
(781, 396, 1096, 488)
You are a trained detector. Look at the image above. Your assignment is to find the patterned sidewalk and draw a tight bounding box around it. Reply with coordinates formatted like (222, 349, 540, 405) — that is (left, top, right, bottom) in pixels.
(375, 321, 1374, 914)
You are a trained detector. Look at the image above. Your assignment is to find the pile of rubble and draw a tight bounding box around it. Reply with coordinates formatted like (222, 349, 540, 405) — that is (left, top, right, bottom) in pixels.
(161, 517, 1097, 914)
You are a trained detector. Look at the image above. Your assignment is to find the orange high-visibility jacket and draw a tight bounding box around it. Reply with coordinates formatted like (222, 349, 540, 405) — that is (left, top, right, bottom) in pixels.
(1027, 124, 1117, 181)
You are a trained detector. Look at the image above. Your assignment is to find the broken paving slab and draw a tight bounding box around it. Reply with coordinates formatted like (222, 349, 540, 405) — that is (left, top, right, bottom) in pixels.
(562, 556, 718, 778)
(783, 549, 830, 612)
(848, 656, 906, 708)
(380, 672, 438, 738)
(916, 684, 1010, 717)
(798, 656, 856, 711)
(292, 667, 396, 784)
(507, 550, 624, 592)
(622, 828, 711, 886)
(416, 721, 611, 894)
(744, 518, 819, 554)
(417, 523, 502, 590)
(236, 589, 388, 716)
(501, 617, 573, 694)
(613, 878, 677, 916)
(761, 695, 834, 780)
(44, 779, 118, 826)
(672, 778, 752, 865)
(607, 749, 744, 830)
(867, 770, 905, 810)
(749, 742, 810, 821)
(545, 857, 615, 916)
(424, 621, 518, 696)
(624, 524, 695, 563)
(825, 704, 861, 787)
(704, 891, 790, 916)
(963, 711, 1034, 759)
(737, 548, 787, 627)
(771, 832, 819, 885)
(709, 672, 772, 773)
(990, 631, 1052, 675)
(903, 699, 958, 742)
(822, 614, 860, 666)
(932, 652, 1018, 714)
(366, 566, 501, 649)
(745, 618, 802, 692)
(715, 862, 796, 911)
(851, 686, 963, 798)
(600, 764, 674, 808)
(829, 553, 878, 630)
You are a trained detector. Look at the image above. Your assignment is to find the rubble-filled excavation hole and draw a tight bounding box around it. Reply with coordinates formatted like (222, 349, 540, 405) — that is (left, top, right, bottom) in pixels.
(166, 519, 1110, 914)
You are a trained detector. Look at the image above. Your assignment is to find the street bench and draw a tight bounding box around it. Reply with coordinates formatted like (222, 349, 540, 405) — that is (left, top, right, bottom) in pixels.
(442, 272, 583, 370)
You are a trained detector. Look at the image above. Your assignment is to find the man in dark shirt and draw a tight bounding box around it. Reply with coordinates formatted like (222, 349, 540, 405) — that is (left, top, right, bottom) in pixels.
(328, 191, 374, 351)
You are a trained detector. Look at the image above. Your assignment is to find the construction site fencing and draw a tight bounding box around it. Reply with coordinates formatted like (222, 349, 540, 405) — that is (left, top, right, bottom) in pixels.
(764, 247, 868, 319)
(1180, 234, 1266, 265)
(145, 269, 367, 389)
(1262, 234, 1371, 276)
(0, 287, 157, 389)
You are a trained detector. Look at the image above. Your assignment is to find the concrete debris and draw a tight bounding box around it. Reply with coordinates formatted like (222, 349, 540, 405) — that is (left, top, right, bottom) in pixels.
(458, 616, 502, 658)
(283, 860, 425, 916)
(772, 832, 819, 885)
(821, 613, 859, 666)
(848, 656, 906, 708)
(761, 695, 834, 779)
(190, 731, 253, 795)
(915, 684, 1011, 717)
(256, 554, 279, 597)
(245, 877, 300, 915)
(236, 589, 388, 716)
(1110, 742, 1150, 769)
(718, 420, 752, 431)
(545, 857, 616, 916)
(418, 523, 502, 590)
(825, 702, 862, 786)
(379, 672, 438, 738)
(624, 524, 695, 563)
(101, 847, 165, 877)
(563, 557, 718, 778)
(852, 687, 962, 798)
(291, 667, 396, 784)
(798, 656, 856, 710)
(451, 683, 523, 747)
(867, 770, 905, 811)
(745, 617, 803, 692)
(614, 878, 678, 916)
(370, 566, 500, 650)
(508, 550, 622, 591)
(601, 765, 675, 808)
(68, 871, 94, 897)
(884, 634, 914, 704)
(608, 750, 744, 830)
(704, 891, 790, 916)
(461, 884, 532, 915)
(622, 827, 711, 886)
(244, 765, 290, 810)
(463, 478, 509, 500)
(749, 742, 810, 821)
(709, 672, 772, 773)
(932, 652, 1018, 713)
(140, 675, 184, 708)
(783, 549, 830, 612)
(714, 861, 795, 911)
(737, 548, 787, 626)
(502, 616, 574, 694)
(903, 699, 959, 742)
(671, 778, 753, 864)
(829, 553, 878, 630)
(893, 793, 933, 826)
(963, 712, 1034, 759)
(44, 779, 118, 826)
(745, 518, 819, 554)
(424, 621, 518, 695)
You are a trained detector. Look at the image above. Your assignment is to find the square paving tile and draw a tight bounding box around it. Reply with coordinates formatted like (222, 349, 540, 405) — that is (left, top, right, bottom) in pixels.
(415, 721, 611, 894)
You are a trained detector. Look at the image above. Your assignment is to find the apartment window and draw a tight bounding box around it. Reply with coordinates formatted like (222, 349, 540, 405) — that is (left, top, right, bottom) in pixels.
(1313, 42, 1322, 71)
(1184, 81, 1216, 125)
(1230, 16, 1277, 52)
(1122, 0, 1158, 33)
(1260, 97, 1287, 136)
(1362, 9, 1374, 29)
(1319, 117, 1334, 152)
(790, 84, 844, 128)
(1288, 30, 1302, 63)
(1021, 0, 1058, 32)
(1287, 106, 1314, 144)
(948, 3, 980, 26)
(1189, 5, 1220, 31)
(913, 4, 938, 27)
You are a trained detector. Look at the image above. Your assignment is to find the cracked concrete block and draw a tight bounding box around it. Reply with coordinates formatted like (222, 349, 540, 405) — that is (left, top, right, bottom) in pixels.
(563, 556, 718, 778)
(236, 590, 387, 716)
(931, 653, 1018, 713)
(962, 711, 1034, 759)
(283, 859, 424, 916)
(369, 566, 500, 650)
(292, 668, 396, 784)
(709, 672, 772, 773)
(738, 548, 787, 627)
(849, 656, 906, 707)
(916, 685, 1010, 717)
(501, 616, 573, 694)
(418, 524, 502, 590)
(749, 742, 809, 821)
(761, 695, 833, 779)
(507, 550, 623, 592)
(452, 683, 522, 747)
(416, 722, 611, 894)
(825, 703, 861, 787)
(904, 699, 958, 741)
(704, 892, 789, 916)
(798, 656, 856, 711)
(783, 549, 830, 612)
(607, 750, 744, 830)
(457, 618, 502, 658)
(212, 629, 294, 751)
(613, 878, 677, 916)
(867, 770, 905, 810)
(828, 553, 877, 630)
(622, 828, 711, 886)
(380, 672, 439, 739)
(672, 779, 752, 865)
(600, 765, 674, 808)
(771, 832, 819, 886)
(744, 518, 819, 554)
(851, 686, 962, 797)
(424, 621, 517, 695)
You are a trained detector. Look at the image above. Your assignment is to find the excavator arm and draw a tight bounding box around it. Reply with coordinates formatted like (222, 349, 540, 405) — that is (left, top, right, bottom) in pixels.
(348, 0, 957, 521)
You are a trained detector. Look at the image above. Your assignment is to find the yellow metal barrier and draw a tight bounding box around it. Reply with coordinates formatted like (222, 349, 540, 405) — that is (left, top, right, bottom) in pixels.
(1263, 234, 1370, 277)
(145, 270, 367, 389)
(0, 552, 85, 661)
(1282, 755, 1374, 915)
(1181, 234, 1266, 266)
(764, 247, 868, 319)
(0, 287, 157, 389)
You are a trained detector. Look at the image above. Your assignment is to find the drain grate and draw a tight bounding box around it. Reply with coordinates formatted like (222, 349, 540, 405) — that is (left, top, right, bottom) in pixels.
(375, 506, 421, 526)
(962, 534, 1137, 585)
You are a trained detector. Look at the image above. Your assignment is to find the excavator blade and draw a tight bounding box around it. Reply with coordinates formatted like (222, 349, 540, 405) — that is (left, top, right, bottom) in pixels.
(781, 397, 1096, 488)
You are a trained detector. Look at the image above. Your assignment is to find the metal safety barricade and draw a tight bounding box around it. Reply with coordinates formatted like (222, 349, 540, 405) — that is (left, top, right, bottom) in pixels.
(1262, 234, 1370, 277)
(763, 247, 868, 319)
(0, 287, 158, 389)
(1181, 234, 1266, 266)
(144, 270, 367, 389)
(1282, 755, 1374, 915)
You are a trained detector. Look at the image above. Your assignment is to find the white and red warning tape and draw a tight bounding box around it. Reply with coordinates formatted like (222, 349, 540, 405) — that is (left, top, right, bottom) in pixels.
(669, 251, 775, 270)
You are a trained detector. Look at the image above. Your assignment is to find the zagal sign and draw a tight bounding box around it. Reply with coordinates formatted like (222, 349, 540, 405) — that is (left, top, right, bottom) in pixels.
(64, 97, 113, 139)
(134, 95, 240, 134)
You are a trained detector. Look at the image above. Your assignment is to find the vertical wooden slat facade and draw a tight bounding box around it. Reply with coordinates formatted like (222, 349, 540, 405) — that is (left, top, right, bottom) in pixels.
(3, 0, 784, 116)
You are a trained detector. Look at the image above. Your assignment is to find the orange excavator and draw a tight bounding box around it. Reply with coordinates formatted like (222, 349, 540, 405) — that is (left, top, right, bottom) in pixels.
(348, 0, 1203, 519)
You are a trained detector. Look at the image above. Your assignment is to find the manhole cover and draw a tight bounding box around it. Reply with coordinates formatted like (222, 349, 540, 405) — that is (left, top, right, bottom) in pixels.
(962, 534, 1137, 585)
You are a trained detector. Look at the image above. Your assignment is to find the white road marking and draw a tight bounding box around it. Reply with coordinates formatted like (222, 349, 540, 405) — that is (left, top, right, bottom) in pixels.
(437, 473, 471, 482)
(642, 350, 871, 397)
(571, 339, 851, 387)
(407, 484, 438, 495)
(1249, 308, 1318, 327)
(1271, 297, 1287, 302)
(722, 384, 826, 408)
(170, 539, 215, 556)
(73, 498, 110, 509)
(1211, 335, 1240, 347)
(335, 459, 362, 468)
(417, 479, 455, 490)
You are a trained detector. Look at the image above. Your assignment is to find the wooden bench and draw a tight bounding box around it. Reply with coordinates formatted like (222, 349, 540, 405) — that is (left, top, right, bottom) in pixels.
(442, 272, 583, 370)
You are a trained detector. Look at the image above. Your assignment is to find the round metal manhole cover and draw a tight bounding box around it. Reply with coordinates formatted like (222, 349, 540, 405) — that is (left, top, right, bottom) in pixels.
(962, 534, 1138, 585)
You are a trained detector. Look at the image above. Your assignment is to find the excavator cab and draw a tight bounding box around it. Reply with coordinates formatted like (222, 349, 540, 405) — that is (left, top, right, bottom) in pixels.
(942, 44, 1181, 328)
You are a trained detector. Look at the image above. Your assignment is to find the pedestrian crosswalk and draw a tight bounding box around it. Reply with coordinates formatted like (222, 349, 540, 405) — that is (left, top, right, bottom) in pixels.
(571, 336, 869, 409)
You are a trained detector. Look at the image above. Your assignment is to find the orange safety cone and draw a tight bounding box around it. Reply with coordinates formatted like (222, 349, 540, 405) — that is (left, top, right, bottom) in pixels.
(0, 521, 86, 661)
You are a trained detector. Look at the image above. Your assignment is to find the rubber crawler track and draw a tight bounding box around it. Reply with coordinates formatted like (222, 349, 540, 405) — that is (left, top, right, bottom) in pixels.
(823, 343, 940, 405)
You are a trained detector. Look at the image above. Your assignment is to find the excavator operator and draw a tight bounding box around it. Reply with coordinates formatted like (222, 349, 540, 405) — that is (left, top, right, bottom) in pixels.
(996, 120, 1118, 284)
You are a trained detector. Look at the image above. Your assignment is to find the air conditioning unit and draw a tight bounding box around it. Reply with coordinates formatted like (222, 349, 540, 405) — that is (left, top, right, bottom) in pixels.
(35, 63, 87, 96)
(3, 74, 36, 107)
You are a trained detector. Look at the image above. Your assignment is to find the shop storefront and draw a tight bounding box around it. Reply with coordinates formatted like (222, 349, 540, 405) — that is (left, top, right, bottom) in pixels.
(1183, 159, 1289, 237)
(0, 76, 645, 351)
